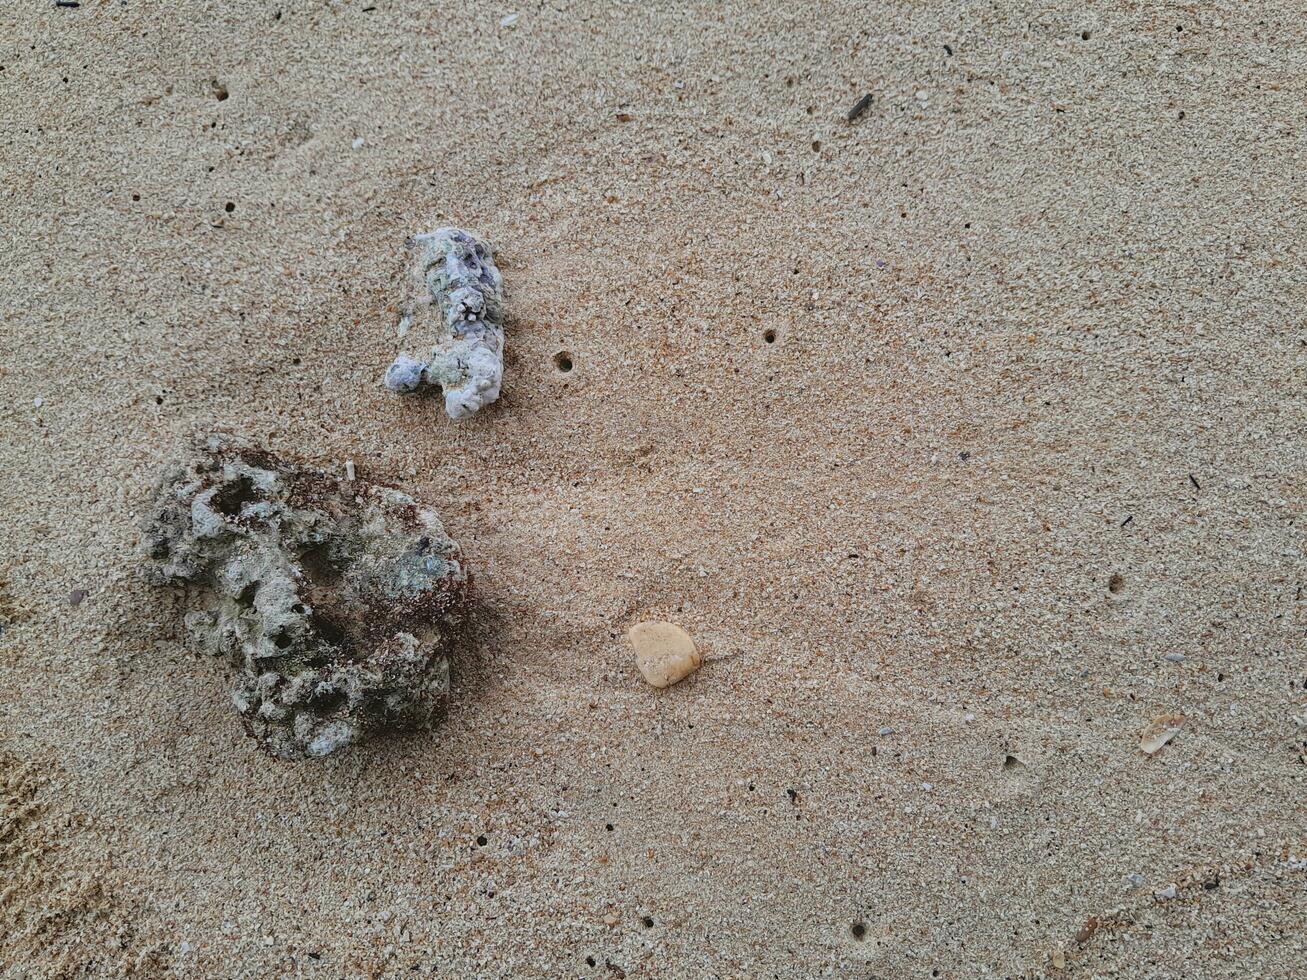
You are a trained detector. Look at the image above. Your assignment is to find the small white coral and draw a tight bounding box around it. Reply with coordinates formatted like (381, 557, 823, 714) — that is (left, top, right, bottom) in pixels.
(384, 227, 506, 420)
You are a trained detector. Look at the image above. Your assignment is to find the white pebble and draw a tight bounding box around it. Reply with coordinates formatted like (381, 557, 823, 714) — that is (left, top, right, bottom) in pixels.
(352, 137, 365, 150)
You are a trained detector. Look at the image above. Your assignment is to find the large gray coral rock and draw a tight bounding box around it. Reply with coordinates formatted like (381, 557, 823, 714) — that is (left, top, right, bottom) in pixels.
(141, 438, 469, 759)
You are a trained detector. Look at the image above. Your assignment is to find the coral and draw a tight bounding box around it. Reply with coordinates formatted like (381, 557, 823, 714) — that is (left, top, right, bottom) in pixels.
(383, 227, 506, 419)
(140, 438, 469, 759)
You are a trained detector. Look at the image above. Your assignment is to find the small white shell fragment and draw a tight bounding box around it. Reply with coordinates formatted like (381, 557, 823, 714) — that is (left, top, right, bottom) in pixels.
(1139, 714, 1185, 754)
(1154, 883, 1178, 900)
(628, 621, 701, 689)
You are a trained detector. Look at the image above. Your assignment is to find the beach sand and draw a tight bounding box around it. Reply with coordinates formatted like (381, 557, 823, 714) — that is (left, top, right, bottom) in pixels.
(1, 2, 1304, 976)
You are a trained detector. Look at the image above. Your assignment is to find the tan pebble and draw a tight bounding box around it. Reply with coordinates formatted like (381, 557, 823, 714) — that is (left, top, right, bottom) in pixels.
(628, 621, 701, 688)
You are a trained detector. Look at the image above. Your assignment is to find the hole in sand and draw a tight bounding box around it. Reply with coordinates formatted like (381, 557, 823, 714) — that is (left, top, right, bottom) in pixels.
(851, 921, 867, 940)
(554, 351, 573, 373)
(763, 329, 777, 344)
(1108, 573, 1125, 594)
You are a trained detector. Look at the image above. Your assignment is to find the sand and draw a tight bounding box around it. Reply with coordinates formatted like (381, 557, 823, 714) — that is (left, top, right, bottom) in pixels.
(2, 2, 1304, 977)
